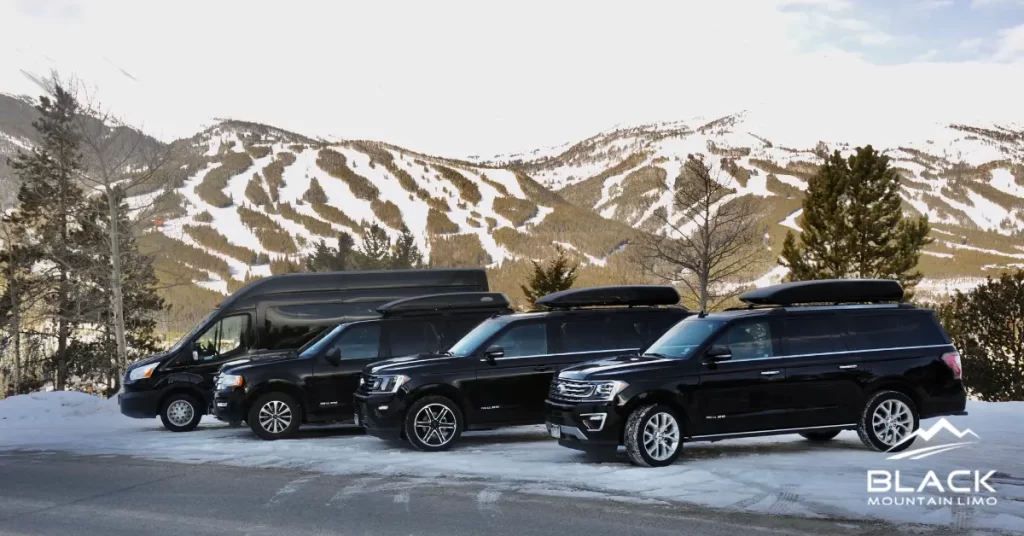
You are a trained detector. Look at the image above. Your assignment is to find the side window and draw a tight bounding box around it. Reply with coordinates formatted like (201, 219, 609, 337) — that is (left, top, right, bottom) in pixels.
(558, 318, 609, 352)
(604, 319, 643, 349)
(388, 320, 441, 357)
(195, 314, 251, 361)
(490, 323, 548, 358)
(714, 320, 773, 361)
(781, 315, 842, 356)
(260, 301, 385, 350)
(328, 323, 382, 360)
(844, 313, 945, 351)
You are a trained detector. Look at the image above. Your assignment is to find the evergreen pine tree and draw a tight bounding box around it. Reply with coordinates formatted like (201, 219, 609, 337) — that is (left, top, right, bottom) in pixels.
(357, 223, 392, 270)
(780, 146, 931, 293)
(390, 225, 424, 269)
(937, 269, 1024, 402)
(6, 82, 90, 390)
(521, 246, 579, 309)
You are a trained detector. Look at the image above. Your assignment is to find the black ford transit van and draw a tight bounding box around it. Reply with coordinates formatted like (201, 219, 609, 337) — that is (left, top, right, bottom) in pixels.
(214, 292, 513, 439)
(545, 279, 968, 467)
(119, 268, 488, 432)
(355, 286, 690, 451)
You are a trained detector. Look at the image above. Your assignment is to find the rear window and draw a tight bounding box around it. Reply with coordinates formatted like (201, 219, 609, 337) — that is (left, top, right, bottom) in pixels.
(843, 312, 947, 351)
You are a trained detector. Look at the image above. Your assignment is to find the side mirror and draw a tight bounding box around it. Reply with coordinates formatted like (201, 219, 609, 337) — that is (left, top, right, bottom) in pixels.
(324, 348, 342, 366)
(483, 345, 504, 362)
(704, 345, 732, 363)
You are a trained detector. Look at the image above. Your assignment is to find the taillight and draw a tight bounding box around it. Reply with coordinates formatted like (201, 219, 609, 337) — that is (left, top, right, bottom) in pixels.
(941, 351, 962, 380)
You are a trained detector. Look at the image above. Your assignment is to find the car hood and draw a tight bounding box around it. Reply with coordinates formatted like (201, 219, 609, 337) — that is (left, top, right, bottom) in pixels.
(217, 350, 294, 373)
(126, 351, 172, 372)
(364, 353, 465, 375)
(556, 354, 677, 381)
(221, 352, 299, 375)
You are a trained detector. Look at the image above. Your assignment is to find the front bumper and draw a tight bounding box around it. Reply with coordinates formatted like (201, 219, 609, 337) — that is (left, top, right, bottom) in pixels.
(212, 388, 247, 422)
(545, 399, 622, 453)
(118, 389, 161, 419)
(353, 392, 406, 439)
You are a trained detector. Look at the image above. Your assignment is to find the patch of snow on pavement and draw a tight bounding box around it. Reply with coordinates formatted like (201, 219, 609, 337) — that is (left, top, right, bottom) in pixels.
(3, 392, 1022, 531)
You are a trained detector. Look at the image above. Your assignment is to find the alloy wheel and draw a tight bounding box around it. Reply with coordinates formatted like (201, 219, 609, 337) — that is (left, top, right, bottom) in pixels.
(166, 400, 195, 427)
(872, 399, 913, 447)
(642, 412, 680, 461)
(413, 403, 457, 447)
(258, 400, 293, 434)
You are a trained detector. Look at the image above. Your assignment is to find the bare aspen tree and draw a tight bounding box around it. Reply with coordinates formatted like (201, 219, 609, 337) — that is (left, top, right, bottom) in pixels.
(75, 92, 171, 380)
(634, 154, 767, 312)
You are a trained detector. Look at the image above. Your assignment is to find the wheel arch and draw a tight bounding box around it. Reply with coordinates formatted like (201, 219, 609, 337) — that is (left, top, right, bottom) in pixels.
(865, 377, 923, 413)
(158, 386, 207, 416)
(621, 390, 690, 437)
(246, 380, 308, 422)
(404, 383, 470, 422)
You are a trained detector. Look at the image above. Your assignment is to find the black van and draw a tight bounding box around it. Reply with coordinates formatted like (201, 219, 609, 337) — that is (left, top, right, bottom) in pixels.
(118, 268, 488, 432)
(354, 286, 690, 451)
(212, 292, 513, 440)
(545, 279, 969, 467)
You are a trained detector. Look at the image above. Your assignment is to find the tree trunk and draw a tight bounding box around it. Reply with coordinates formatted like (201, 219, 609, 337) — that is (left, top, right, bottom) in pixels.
(10, 282, 21, 395)
(107, 190, 128, 380)
(56, 267, 68, 391)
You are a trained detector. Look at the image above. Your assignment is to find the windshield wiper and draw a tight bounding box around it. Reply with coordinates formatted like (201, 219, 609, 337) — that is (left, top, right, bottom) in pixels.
(642, 352, 669, 359)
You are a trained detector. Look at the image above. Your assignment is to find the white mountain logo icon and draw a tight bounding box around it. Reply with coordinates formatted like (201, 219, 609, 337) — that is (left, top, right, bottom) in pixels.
(886, 418, 980, 461)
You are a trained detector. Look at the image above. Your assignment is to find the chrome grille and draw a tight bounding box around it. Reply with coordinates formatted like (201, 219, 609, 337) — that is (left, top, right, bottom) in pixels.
(549, 379, 595, 401)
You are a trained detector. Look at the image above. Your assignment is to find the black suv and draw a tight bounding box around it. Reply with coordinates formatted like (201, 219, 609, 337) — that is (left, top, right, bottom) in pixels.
(545, 279, 968, 467)
(354, 286, 690, 451)
(213, 292, 512, 439)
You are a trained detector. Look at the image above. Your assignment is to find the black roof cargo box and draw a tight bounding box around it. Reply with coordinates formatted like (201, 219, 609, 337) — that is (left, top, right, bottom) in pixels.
(536, 285, 682, 309)
(738, 279, 904, 306)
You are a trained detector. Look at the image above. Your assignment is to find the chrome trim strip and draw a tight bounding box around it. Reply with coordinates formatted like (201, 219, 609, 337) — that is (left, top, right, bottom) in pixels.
(726, 344, 954, 363)
(562, 359, 671, 376)
(691, 423, 855, 439)
(489, 348, 638, 362)
(370, 357, 454, 373)
(580, 413, 607, 432)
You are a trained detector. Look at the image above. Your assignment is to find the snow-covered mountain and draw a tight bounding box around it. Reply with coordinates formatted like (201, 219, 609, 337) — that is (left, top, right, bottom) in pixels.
(2, 95, 1023, 315)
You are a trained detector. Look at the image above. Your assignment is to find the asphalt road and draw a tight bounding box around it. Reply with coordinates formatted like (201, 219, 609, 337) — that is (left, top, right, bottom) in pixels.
(0, 451, 968, 536)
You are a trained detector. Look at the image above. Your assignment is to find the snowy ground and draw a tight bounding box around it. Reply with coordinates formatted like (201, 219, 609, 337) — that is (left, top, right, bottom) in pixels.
(1, 392, 1022, 532)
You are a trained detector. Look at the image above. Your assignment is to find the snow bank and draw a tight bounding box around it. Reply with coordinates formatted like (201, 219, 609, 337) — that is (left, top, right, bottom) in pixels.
(1, 392, 1022, 531)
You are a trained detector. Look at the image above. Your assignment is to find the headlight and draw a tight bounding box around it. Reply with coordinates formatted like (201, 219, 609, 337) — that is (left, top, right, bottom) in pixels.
(551, 379, 628, 402)
(128, 362, 159, 381)
(368, 374, 410, 393)
(591, 380, 628, 401)
(216, 374, 244, 389)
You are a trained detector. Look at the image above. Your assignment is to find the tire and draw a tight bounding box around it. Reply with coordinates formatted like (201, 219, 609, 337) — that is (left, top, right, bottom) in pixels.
(159, 393, 203, 432)
(857, 390, 919, 453)
(800, 430, 840, 442)
(625, 404, 683, 467)
(403, 395, 464, 452)
(248, 392, 301, 440)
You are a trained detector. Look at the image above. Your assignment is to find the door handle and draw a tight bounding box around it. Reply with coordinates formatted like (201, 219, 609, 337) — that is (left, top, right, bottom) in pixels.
(760, 370, 781, 376)
(838, 364, 858, 370)
(534, 366, 552, 372)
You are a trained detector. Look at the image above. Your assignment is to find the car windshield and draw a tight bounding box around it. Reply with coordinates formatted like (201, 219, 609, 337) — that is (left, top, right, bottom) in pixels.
(298, 324, 345, 358)
(644, 317, 725, 359)
(167, 309, 219, 353)
(447, 317, 512, 357)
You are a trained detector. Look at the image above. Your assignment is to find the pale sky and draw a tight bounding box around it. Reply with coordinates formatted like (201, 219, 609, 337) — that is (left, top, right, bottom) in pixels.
(1, 0, 1022, 157)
